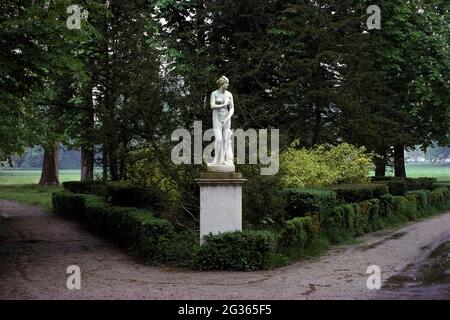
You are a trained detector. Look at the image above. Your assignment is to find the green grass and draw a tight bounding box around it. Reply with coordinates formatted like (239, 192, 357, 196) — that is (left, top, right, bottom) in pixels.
(403, 163, 450, 182)
(0, 184, 62, 211)
(0, 169, 82, 185)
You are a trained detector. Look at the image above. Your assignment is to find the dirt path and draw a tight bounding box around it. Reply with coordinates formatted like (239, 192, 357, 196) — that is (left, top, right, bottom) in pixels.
(0, 199, 449, 300)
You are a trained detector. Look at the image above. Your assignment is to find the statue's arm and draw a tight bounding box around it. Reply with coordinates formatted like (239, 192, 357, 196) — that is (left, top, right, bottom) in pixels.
(224, 93, 234, 121)
(210, 92, 227, 110)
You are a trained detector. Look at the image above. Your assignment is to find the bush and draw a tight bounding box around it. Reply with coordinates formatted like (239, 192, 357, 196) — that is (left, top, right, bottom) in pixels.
(405, 190, 430, 210)
(52, 191, 174, 262)
(406, 178, 436, 191)
(331, 203, 356, 230)
(326, 184, 388, 203)
(278, 216, 319, 250)
(385, 180, 408, 196)
(193, 230, 274, 271)
(392, 196, 419, 220)
(62, 181, 108, 196)
(281, 142, 373, 188)
(106, 182, 146, 207)
(281, 188, 337, 223)
(52, 192, 86, 219)
(371, 177, 437, 193)
(243, 174, 287, 226)
(379, 194, 395, 217)
(430, 187, 450, 208)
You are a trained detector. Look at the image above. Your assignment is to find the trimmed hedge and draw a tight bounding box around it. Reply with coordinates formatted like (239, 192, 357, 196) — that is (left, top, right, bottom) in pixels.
(52, 192, 86, 220)
(330, 199, 381, 234)
(193, 230, 274, 271)
(52, 192, 174, 262)
(430, 187, 450, 208)
(278, 216, 319, 250)
(281, 188, 336, 223)
(371, 177, 437, 194)
(62, 181, 108, 197)
(326, 183, 388, 203)
(106, 182, 146, 207)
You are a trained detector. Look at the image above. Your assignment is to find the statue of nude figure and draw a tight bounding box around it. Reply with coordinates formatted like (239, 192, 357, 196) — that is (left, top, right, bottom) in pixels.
(210, 76, 234, 166)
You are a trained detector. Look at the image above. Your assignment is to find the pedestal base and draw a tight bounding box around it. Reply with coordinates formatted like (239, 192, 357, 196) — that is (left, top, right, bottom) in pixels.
(206, 163, 235, 173)
(196, 172, 246, 243)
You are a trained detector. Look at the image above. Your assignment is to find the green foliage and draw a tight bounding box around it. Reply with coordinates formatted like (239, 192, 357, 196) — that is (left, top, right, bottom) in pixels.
(193, 231, 274, 271)
(405, 190, 430, 210)
(164, 231, 200, 267)
(327, 184, 388, 203)
(372, 177, 437, 194)
(106, 182, 146, 207)
(278, 216, 318, 250)
(379, 194, 395, 217)
(242, 173, 287, 226)
(62, 181, 107, 196)
(52, 192, 86, 220)
(280, 188, 337, 223)
(281, 142, 373, 188)
(392, 196, 419, 221)
(430, 187, 450, 208)
(52, 191, 174, 262)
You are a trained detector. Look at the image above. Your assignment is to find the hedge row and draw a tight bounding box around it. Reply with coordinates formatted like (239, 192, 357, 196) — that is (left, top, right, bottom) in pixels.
(280, 188, 336, 223)
(62, 181, 168, 211)
(277, 216, 320, 250)
(278, 187, 450, 251)
(194, 231, 274, 271)
(326, 183, 388, 203)
(62, 181, 108, 197)
(52, 192, 174, 262)
(52, 191, 274, 270)
(371, 177, 437, 195)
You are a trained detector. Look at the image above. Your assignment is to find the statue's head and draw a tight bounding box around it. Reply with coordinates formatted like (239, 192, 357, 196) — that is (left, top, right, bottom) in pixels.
(217, 76, 229, 90)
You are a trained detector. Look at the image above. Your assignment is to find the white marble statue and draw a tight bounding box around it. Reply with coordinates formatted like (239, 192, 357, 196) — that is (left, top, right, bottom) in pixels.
(209, 76, 235, 169)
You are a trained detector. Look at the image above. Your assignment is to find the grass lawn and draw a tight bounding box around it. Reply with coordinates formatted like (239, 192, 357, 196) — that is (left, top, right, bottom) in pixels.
(0, 184, 62, 211)
(403, 163, 450, 182)
(0, 169, 82, 211)
(0, 169, 81, 185)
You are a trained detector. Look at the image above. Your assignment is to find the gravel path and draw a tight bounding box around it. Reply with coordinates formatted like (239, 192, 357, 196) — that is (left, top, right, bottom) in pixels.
(0, 199, 449, 300)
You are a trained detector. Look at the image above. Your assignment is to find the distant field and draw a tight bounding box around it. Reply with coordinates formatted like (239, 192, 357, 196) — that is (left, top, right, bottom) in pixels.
(402, 163, 449, 182)
(0, 169, 81, 185)
(0, 163, 448, 185)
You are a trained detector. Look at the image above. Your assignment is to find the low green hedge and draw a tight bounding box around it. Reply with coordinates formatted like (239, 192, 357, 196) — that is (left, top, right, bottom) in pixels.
(278, 216, 319, 250)
(430, 187, 450, 208)
(371, 177, 437, 194)
(62, 181, 108, 197)
(52, 192, 86, 220)
(405, 190, 430, 210)
(330, 199, 381, 234)
(194, 230, 274, 271)
(106, 182, 146, 207)
(52, 191, 174, 262)
(280, 188, 336, 223)
(326, 183, 388, 203)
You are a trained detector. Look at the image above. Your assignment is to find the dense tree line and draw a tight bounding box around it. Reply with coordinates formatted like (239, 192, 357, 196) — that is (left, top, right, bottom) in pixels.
(1, 0, 449, 187)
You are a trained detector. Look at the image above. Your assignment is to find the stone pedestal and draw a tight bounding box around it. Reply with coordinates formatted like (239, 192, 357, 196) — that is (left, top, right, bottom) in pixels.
(196, 172, 246, 243)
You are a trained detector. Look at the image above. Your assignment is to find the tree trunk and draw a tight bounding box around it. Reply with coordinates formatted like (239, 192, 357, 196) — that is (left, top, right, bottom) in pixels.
(394, 144, 406, 177)
(374, 155, 387, 177)
(80, 79, 95, 182)
(81, 146, 94, 182)
(102, 148, 108, 182)
(109, 147, 119, 181)
(39, 142, 60, 186)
